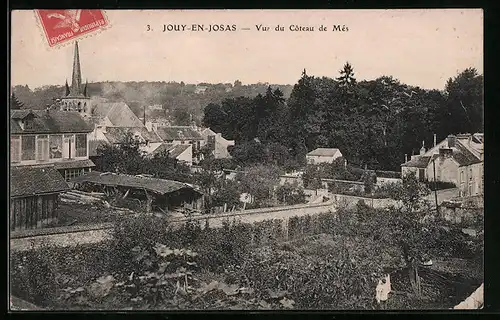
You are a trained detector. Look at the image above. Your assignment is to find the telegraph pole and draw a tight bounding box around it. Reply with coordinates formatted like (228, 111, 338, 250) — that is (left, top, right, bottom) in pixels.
(432, 158, 439, 213)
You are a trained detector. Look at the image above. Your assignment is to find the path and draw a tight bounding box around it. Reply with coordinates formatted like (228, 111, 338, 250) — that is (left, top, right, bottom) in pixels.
(425, 188, 459, 206)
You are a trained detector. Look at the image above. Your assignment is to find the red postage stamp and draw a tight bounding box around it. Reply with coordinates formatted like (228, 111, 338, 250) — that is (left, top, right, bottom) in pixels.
(35, 10, 109, 47)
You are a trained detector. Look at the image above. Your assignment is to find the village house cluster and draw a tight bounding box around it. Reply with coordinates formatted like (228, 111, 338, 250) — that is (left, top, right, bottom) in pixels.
(9, 41, 484, 232)
(9, 41, 234, 231)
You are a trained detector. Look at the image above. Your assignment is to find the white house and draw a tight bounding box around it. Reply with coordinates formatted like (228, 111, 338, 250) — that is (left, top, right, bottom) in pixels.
(401, 134, 483, 197)
(200, 128, 235, 159)
(306, 148, 344, 165)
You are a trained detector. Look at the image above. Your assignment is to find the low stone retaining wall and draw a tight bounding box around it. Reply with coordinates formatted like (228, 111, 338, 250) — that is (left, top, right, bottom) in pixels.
(330, 193, 401, 209)
(10, 201, 337, 252)
(453, 283, 484, 309)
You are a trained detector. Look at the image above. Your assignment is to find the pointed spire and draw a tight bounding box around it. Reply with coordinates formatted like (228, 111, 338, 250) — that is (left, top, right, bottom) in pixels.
(302, 68, 307, 77)
(65, 79, 70, 96)
(70, 41, 83, 96)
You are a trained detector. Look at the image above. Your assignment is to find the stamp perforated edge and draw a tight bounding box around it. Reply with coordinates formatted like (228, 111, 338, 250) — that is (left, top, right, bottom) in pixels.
(33, 9, 112, 50)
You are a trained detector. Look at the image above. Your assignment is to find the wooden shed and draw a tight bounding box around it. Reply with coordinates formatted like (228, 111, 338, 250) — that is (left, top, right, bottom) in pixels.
(70, 171, 204, 213)
(10, 166, 70, 231)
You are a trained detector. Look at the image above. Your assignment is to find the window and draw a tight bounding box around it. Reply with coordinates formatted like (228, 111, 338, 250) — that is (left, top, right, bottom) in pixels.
(11, 136, 21, 162)
(418, 169, 425, 182)
(21, 135, 36, 160)
(36, 135, 49, 161)
(469, 168, 473, 180)
(23, 119, 34, 130)
(63, 135, 75, 159)
(75, 134, 88, 157)
(460, 171, 465, 184)
(64, 168, 84, 181)
(49, 135, 63, 159)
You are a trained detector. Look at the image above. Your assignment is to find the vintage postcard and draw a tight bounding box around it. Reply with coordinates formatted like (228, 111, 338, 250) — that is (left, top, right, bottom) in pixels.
(10, 9, 483, 311)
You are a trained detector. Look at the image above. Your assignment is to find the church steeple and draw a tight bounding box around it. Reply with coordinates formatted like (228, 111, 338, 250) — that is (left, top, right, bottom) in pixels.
(70, 41, 83, 96)
(61, 41, 91, 115)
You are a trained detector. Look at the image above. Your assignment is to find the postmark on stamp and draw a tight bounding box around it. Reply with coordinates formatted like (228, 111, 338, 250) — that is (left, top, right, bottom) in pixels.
(35, 10, 109, 47)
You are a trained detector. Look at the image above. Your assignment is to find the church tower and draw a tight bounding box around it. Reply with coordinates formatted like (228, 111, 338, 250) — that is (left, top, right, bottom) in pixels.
(61, 41, 91, 116)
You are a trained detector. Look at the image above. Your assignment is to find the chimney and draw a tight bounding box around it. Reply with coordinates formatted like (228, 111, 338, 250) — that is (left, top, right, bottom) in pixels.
(405, 154, 408, 163)
(419, 141, 426, 156)
(447, 135, 456, 148)
(433, 134, 437, 147)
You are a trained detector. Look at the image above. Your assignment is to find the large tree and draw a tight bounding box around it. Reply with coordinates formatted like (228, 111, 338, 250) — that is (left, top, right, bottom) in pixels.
(445, 68, 483, 134)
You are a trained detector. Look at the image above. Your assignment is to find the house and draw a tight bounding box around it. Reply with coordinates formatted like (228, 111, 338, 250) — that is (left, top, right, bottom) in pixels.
(70, 171, 204, 213)
(200, 128, 235, 159)
(155, 126, 204, 161)
(306, 148, 344, 165)
(10, 165, 70, 231)
(401, 134, 483, 197)
(10, 109, 95, 181)
(150, 143, 193, 166)
(90, 126, 163, 154)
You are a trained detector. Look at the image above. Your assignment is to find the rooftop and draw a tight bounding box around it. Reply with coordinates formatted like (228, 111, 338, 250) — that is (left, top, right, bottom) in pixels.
(103, 127, 162, 144)
(152, 143, 191, 158)
(10, 166, 70, 198)
(307, 148, 341, 157)
(69, 171, 201, 196)
(91, 102, 145, 128)
(155, 126, 204, 141)
(11, 110, 92, 134)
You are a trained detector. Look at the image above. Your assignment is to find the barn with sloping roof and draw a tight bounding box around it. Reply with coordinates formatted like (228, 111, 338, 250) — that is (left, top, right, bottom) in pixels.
(70, 171, 204, 213)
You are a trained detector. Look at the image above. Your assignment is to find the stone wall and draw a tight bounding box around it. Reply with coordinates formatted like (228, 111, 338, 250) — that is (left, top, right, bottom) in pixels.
(10, 194, 400, 252)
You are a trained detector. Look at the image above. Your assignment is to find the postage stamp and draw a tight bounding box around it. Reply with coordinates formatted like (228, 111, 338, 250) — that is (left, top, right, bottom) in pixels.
(35, 10, 109, 47)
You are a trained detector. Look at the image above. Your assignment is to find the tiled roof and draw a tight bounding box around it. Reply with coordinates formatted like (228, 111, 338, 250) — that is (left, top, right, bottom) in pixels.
(103, 127, 162, 144)
(69, 171, 201, 196)
(169, 144, 191, 158)
(155, 126, 204, 141)
(10, 166, 69, 198)
(91, 102, 145, 128)
(401, 156, 431, 168)
(307, 148, 341, 157)
(10, 110, 92, 134)
(51, 159, 95, 170)
(453, 143, 482, 166)
(152, 143, 191, 158)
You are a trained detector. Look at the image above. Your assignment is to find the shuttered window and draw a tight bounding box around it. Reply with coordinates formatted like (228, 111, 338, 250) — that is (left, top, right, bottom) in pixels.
(75, 134, 87, 157)
(36, 135, 49, 161)
(21, 135, 36, 160)
(11, 136, 21, 163)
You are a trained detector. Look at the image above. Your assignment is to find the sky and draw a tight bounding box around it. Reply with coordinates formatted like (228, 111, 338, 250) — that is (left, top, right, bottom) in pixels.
(11, 9, 483, 90)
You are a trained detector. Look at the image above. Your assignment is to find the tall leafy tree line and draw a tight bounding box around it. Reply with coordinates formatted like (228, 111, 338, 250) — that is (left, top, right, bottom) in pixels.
(203, 64, 483, 171)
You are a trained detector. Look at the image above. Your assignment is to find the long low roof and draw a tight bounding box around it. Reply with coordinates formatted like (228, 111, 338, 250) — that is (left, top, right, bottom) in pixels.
(69, 171, 202, 195)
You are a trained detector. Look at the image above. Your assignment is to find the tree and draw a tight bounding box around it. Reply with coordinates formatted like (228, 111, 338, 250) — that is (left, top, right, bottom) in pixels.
(302, 165, 323, 190)
(276, 182, 306, 205)
(337, 62, 356, 88)
(96, 133, 145, 175)
(10, 92, 24, 110)
(445, 68, 483, 134)
(388, 171, 430, 214)
(172, 107, 192, 126)
(236, 165, 281, 205)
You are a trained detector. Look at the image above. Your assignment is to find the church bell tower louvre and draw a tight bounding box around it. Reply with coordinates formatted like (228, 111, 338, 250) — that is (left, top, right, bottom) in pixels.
(60, 41, 91, 116)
